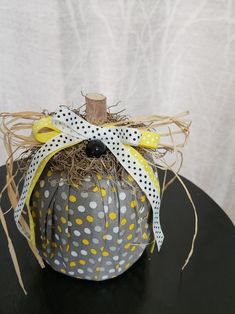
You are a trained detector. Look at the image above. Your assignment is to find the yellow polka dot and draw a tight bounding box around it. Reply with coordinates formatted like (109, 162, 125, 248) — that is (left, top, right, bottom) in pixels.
(65, 205, 69, 212)
(115, 264, 120, 269)
(100, 246, 104, 251)
(109, 212, 117, 220)
(47, 170, 52, 177)
(34, 191, 40, 198)
(66, 244, 70, 252)
(111, 186, 116, 192)
(129, 224, 135, 230)
(125, 263, 130, 269)
(131, 246, 137, 252)
(69, 195, 77, 203)
(70, 261, 76, 267)
(82, 239, 89, 245)
(127, 234, 133, 240)
(142, 232, 148, 240)
(121, 218, 127, 225)
(60, 268, 66, 273)
(90, 248, 97, 255)
(48, 208, 52, 215)
(124, 243, 130, 249)
(96, 173, 102, 180)
(108, 175, 113, 180)
(96, 267, 100, 272)
(130, 200, 137, 208)
(102, 251, 109, 257)
(86, 215, 94, 223)
(92, 185, 99, 192)
(140, 195, 146, 202)
(79, 259, 86, 265)
(76, 218, 83, 225)
(60, 217, 66, 224)
(105, 221, 109, 228)
(57, 225, 62, 233)
(101, 188, 106, 197)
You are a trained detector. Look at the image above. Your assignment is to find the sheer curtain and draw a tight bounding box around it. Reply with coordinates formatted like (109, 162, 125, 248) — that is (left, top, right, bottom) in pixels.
(0, 0, 234, 222)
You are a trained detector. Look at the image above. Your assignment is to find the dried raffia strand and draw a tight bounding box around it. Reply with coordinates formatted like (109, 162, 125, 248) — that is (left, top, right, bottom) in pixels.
(0, 103, 196, 293)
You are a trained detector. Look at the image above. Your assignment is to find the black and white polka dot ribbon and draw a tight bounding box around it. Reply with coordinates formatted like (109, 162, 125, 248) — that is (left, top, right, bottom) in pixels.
(14, 108, 164, 250)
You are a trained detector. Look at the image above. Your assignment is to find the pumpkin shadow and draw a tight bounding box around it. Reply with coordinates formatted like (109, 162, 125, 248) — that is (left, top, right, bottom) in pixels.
(29, 250, 149, 314)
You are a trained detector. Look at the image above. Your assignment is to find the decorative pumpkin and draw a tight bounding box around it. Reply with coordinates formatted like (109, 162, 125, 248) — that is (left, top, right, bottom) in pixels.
(0, 92, 195, 294)
(31, 166, 153, 280)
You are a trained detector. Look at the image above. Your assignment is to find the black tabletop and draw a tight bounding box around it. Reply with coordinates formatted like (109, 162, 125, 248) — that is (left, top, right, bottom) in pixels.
(0, 165, 234, 314)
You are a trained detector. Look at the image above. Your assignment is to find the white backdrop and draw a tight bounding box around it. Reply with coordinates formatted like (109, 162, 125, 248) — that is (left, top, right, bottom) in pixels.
(0, 0, 234, 222)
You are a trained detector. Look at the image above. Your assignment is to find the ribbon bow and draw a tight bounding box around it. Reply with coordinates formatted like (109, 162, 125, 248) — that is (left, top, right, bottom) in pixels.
(14, 107, 164, 251)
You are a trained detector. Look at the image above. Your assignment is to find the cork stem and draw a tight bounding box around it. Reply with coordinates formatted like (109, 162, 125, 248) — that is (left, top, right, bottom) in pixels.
(85, 93, 107, 124)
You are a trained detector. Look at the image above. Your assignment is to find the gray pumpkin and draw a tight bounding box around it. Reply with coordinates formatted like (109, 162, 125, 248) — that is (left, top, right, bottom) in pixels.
(30, 167, 154, 281)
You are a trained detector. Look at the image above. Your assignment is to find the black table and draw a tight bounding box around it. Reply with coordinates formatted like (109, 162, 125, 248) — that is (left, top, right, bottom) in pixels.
(0, 165, 234, 314)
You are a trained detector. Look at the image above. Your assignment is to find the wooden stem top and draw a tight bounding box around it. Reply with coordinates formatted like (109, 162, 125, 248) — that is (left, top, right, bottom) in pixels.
(85, 93, 107, 125)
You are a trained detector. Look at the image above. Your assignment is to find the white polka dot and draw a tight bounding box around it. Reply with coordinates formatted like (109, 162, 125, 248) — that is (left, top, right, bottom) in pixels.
(119, 260, 125, 265)
(106, 234, 113, 241)
(55, 233, 60, 240)
(54, 259, 60, 265)
(113, 256, 119, 261)
(84, 227, 91, 234)
(117, 267, 122, 272)
(122, 252, 128, 257)
(104, 206, 109, 213)
(73, 230, 81, 237)
(73, 241, 79, 247)
(119, 192, 126, 200)
(89, 201, 97, 209)
(69, 209, 74, 215)
(39, 180, 45, 188)
(61, 192, 67, 200)
(56, 204, 62, 211)
(78, 205, 85, 212)
(102, 275, 108, 280)
(44, 190, 50, 198)
(71, 251, 78, 257)
(95, 226, 102, 232)
(108, 196, 112, 204)
(109, 268, 115, 274)
(68, 271, 75, 276)
(113, 226, 119, 233)
(120, 206, 127, 214)
(89, 258, 95, 264)
(98, 257, 102, 262)
(81, 192, 88, 198)
(98, 211, 105, 219)
(77, 269, 84, 274)
(84, 176, 91, 182)
(120, 230, 125, 236)
(110, 246, 116, 251)
(81, 250, 87, 256)
(92, 238, 99, 244)
(131, 213, 136, 220)
(87, 267, 93, 273)
(117, 239, 123, 244)
(106, 261, 112, 266)
(68, 221, 72, 227)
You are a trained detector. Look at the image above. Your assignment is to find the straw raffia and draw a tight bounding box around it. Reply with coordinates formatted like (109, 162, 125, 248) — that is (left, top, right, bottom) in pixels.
(0, 103, 197, 294)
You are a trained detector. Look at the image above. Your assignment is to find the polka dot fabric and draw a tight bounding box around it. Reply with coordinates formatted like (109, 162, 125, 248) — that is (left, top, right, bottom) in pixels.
(14, 107, 163, 251)
(31, 169, 153, 280)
